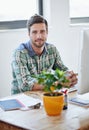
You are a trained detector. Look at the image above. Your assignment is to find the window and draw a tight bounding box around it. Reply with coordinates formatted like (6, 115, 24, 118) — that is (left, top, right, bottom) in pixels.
(0, 0, 43, 30)
(0, 0, 37, 21)
(69, 0, 89, 24)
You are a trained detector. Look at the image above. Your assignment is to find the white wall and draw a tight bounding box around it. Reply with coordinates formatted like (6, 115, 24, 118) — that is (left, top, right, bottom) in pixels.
(44, 0, 88, 72)
(0, 29, 28, 97)
(0, 0, 89, 97)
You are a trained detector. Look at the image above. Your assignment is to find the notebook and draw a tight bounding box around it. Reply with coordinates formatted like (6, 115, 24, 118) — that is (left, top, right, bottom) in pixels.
(69, 92, 89, 107)
(69, 97, 89, 107)
(0, 99, 25, 111)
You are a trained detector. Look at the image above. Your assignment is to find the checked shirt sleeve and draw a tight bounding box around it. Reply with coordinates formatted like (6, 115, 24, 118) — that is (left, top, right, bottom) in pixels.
(11, 50, 37, 94)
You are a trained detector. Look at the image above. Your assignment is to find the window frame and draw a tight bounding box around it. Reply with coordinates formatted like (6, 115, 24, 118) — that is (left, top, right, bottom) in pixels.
(70, 17, 89, 24)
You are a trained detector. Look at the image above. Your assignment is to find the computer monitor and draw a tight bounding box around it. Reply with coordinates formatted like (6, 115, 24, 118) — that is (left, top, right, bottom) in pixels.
(78, 29, 89, 94)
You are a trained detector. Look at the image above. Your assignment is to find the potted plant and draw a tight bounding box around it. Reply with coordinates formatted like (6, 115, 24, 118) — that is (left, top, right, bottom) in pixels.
(34, 69, 70, 116)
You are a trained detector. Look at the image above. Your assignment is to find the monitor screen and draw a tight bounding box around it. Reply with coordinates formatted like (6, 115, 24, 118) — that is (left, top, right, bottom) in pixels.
(78, 29, 89, 94)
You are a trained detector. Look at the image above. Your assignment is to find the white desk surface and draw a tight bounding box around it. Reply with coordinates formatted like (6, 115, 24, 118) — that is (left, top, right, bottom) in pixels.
(0, 91, 89, 130)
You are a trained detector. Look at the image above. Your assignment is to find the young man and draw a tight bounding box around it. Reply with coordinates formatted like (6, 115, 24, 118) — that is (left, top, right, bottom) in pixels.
(11, 14, 78, 94)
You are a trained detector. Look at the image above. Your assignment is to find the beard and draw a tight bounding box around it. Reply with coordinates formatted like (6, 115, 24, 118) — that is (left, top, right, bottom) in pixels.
(32, 39, 45, 48)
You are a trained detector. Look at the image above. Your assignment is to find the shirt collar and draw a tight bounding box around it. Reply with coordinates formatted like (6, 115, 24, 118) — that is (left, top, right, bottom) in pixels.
(25, 41, 48, 57)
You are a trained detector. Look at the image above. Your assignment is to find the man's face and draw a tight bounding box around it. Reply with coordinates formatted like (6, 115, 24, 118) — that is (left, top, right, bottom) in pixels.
(28, 23, 48, 48)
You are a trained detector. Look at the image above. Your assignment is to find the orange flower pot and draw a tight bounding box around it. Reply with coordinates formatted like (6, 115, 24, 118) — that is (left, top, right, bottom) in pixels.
(43, 92, 64, 116)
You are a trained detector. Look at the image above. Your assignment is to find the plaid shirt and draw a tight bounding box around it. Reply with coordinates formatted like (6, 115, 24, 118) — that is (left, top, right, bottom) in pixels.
(11, 41, 68, 94)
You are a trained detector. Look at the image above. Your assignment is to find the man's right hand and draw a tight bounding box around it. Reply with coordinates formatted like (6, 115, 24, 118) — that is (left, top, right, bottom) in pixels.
(32, 83, 44, 91)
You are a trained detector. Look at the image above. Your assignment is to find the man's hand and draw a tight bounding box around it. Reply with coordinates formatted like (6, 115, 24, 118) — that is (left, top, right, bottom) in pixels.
(66, 71, 78, 87)
(32, 83, 44, 91)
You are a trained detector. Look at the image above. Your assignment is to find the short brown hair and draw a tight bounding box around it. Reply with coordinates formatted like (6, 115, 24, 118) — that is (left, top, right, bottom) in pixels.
(27, 14, 48, 32)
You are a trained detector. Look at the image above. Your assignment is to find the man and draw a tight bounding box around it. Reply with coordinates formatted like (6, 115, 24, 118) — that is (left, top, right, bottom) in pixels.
(11, 14, 78, 94)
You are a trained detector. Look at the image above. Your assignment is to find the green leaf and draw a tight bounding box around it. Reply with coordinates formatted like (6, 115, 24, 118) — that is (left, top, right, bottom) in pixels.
(33, 68, 70, 93)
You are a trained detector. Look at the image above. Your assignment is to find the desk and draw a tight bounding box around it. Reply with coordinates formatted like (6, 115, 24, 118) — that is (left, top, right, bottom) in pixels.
(0, 91, 89, 130)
